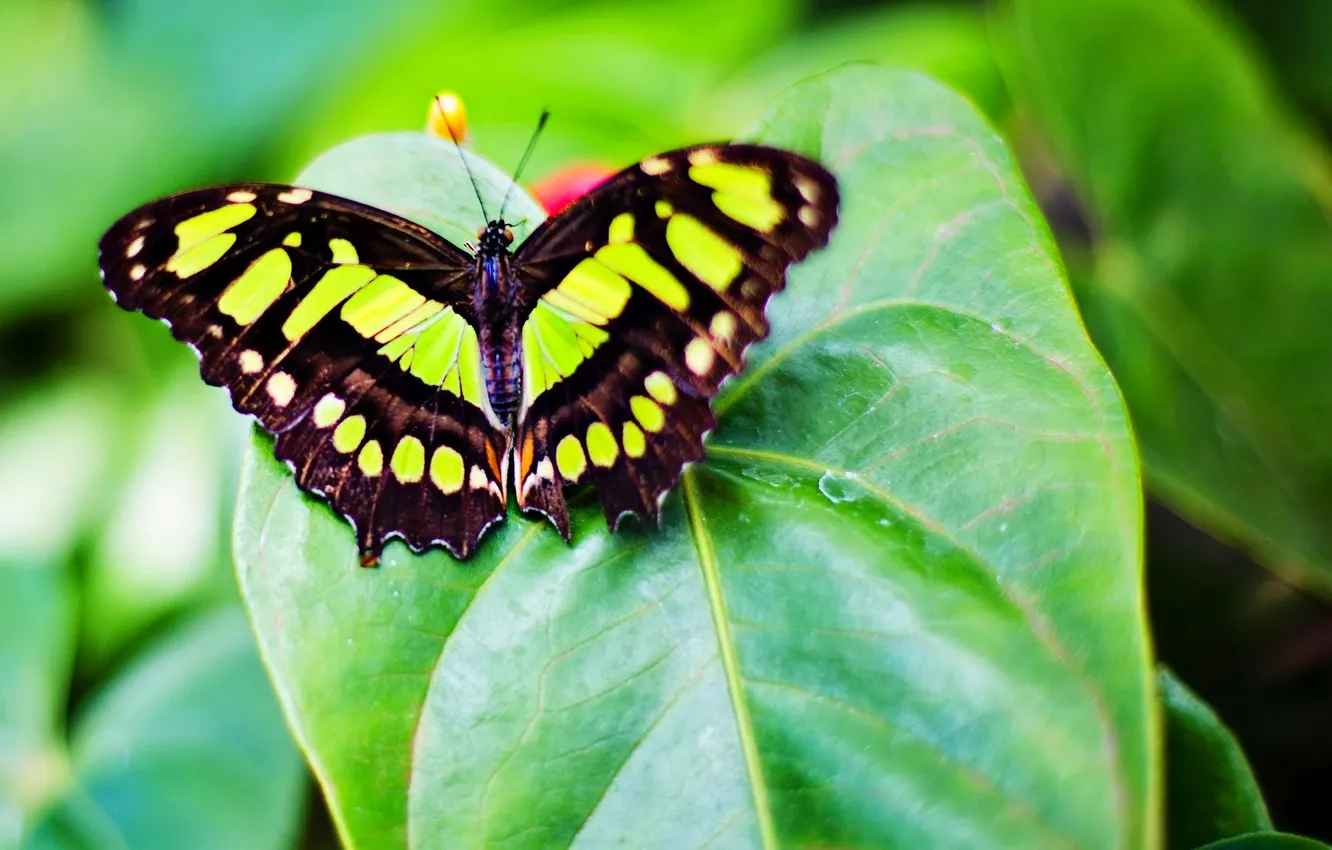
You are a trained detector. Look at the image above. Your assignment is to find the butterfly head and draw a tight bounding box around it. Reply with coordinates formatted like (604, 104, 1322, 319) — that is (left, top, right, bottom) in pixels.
(475, 221, 515, 255)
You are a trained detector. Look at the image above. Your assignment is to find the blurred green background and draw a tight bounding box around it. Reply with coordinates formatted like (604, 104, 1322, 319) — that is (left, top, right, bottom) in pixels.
(2, 0, 1331, 846)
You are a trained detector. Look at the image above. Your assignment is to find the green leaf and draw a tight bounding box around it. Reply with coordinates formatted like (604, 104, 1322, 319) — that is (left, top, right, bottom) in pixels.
(999, 0, 1332, 590)
(21, 609, 304, 850)
(1199, 834, 1332, 850)
(237, 66, 1150, 847)
(1159, 668, 1270, 848)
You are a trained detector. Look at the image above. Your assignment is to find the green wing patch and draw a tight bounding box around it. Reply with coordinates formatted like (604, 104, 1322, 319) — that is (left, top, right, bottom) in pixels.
(99, 183, 507, 561)
(511, 144, 839, 534)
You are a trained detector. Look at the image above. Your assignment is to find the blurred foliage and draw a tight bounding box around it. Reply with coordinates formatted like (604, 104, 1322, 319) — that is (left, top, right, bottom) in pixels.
(3, 0, 1332, 845)
(1160, 667, 1271, 848)
(1000, 0, 1332, 591)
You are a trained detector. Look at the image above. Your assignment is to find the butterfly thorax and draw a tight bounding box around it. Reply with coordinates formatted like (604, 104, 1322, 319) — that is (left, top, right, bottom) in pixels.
(472, 221, 522, 426)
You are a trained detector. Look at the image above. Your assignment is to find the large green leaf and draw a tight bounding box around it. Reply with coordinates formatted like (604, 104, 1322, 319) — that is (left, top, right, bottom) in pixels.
(237, 66, 1150, 847)
(1160, 668, 1270, 848)
(999, 0, 1332, 590)
(21, 609, 304, 850)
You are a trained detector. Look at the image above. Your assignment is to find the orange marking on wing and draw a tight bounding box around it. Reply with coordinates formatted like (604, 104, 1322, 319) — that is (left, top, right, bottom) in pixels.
(519, 433, 535, 479)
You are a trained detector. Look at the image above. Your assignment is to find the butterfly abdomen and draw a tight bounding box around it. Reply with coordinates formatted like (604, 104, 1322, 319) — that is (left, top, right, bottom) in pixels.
(475, 250, 523, 424)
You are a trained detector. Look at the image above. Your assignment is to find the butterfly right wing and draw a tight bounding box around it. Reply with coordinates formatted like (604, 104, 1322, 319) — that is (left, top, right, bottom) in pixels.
(509, 144, 839, 535)
(99, 183, 509, 561)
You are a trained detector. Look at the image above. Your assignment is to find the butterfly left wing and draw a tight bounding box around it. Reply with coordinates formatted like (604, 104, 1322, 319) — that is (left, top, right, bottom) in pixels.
(99, 183, 510, 562)
(510, 144, 839, 534)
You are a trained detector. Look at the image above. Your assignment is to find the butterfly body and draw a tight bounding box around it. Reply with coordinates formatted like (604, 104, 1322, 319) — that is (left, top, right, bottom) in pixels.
(471, 222, 523, 423)
(99, 143, 839, 563)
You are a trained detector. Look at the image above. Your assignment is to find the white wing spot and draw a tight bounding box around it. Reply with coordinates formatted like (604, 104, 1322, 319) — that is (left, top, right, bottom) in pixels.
(794, 176, 820, 204)
(536, 457, 555, 480)
(277, 188, 313, 205)
(126, 236, 145, 258)
(227, 190, 258, 203)
(710, 311, 737, 342)
(469, 465, 489, 490)
(266, 372, 296, 407)
(799, 205, 819, 227)
(688, 148, 719, 166)
(129, 264, 146, 281)
(640, 156, 672, 175)
(239, 349, 263, 374)
(685, 338, 715, 375)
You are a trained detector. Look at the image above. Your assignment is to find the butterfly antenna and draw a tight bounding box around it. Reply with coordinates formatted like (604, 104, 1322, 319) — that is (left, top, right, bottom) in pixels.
(499, 109, 550, 221)
(435, 95, 488, 222)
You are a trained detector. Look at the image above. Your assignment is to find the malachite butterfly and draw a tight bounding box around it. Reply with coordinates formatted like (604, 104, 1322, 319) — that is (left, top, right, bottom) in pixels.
(99, 137, 839, 565)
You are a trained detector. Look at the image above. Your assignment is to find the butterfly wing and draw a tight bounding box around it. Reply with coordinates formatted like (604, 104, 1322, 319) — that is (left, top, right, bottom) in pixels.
(510, 144, 839, 534)
(99, 184, 508, 562)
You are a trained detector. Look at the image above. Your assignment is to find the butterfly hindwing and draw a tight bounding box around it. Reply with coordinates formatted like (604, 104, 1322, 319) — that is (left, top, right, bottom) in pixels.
(511, 144, 839, 532)
(99, 184, 507, 560)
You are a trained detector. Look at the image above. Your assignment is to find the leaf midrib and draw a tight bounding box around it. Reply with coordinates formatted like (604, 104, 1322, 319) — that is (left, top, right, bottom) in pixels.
(681, 469, 778, 850)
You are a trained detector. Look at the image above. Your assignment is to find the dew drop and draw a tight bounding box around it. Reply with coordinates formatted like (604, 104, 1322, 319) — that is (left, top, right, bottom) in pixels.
(818, 470, 861, 504)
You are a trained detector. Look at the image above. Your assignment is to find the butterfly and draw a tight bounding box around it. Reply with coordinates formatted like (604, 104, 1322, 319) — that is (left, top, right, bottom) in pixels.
(98, 139, 839, 565)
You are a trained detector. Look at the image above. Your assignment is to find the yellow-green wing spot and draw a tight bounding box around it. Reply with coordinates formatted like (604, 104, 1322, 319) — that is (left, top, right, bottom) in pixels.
(165, 233, 236, 279)
(555, 434, 587, 483)
(358, 440, 384, 477)
(595, 243, 690, 311)
(332, 415, 367, 454)
(586, 422, 619, 468)
(375, 308, 488, 408)
(521, 301, 611, 398)
(391, 436, 426, 484)
(174, 203, 256, 253)
(644, 371, 678, 405)
(164, 203, 256, 278)
(664, 214, 742, 292)
(622, 421, 647, 458)
(540, 259, 632, 325)
(328, 238, 359, 264)
(341, 275, 426, 338)
(430, 446, 465, 495)
(283, 265, 377, 340)
(688, 160, 785, 232)
(630, 395, 665, 433)
(608, 212, 634, 244)
(218, 248, 292, 325)
(312, 393, 346, 428)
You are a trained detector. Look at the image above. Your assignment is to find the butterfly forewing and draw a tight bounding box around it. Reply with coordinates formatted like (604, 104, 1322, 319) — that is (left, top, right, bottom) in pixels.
(511, 144, 839, 533)
(99, 183, 508, 561)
